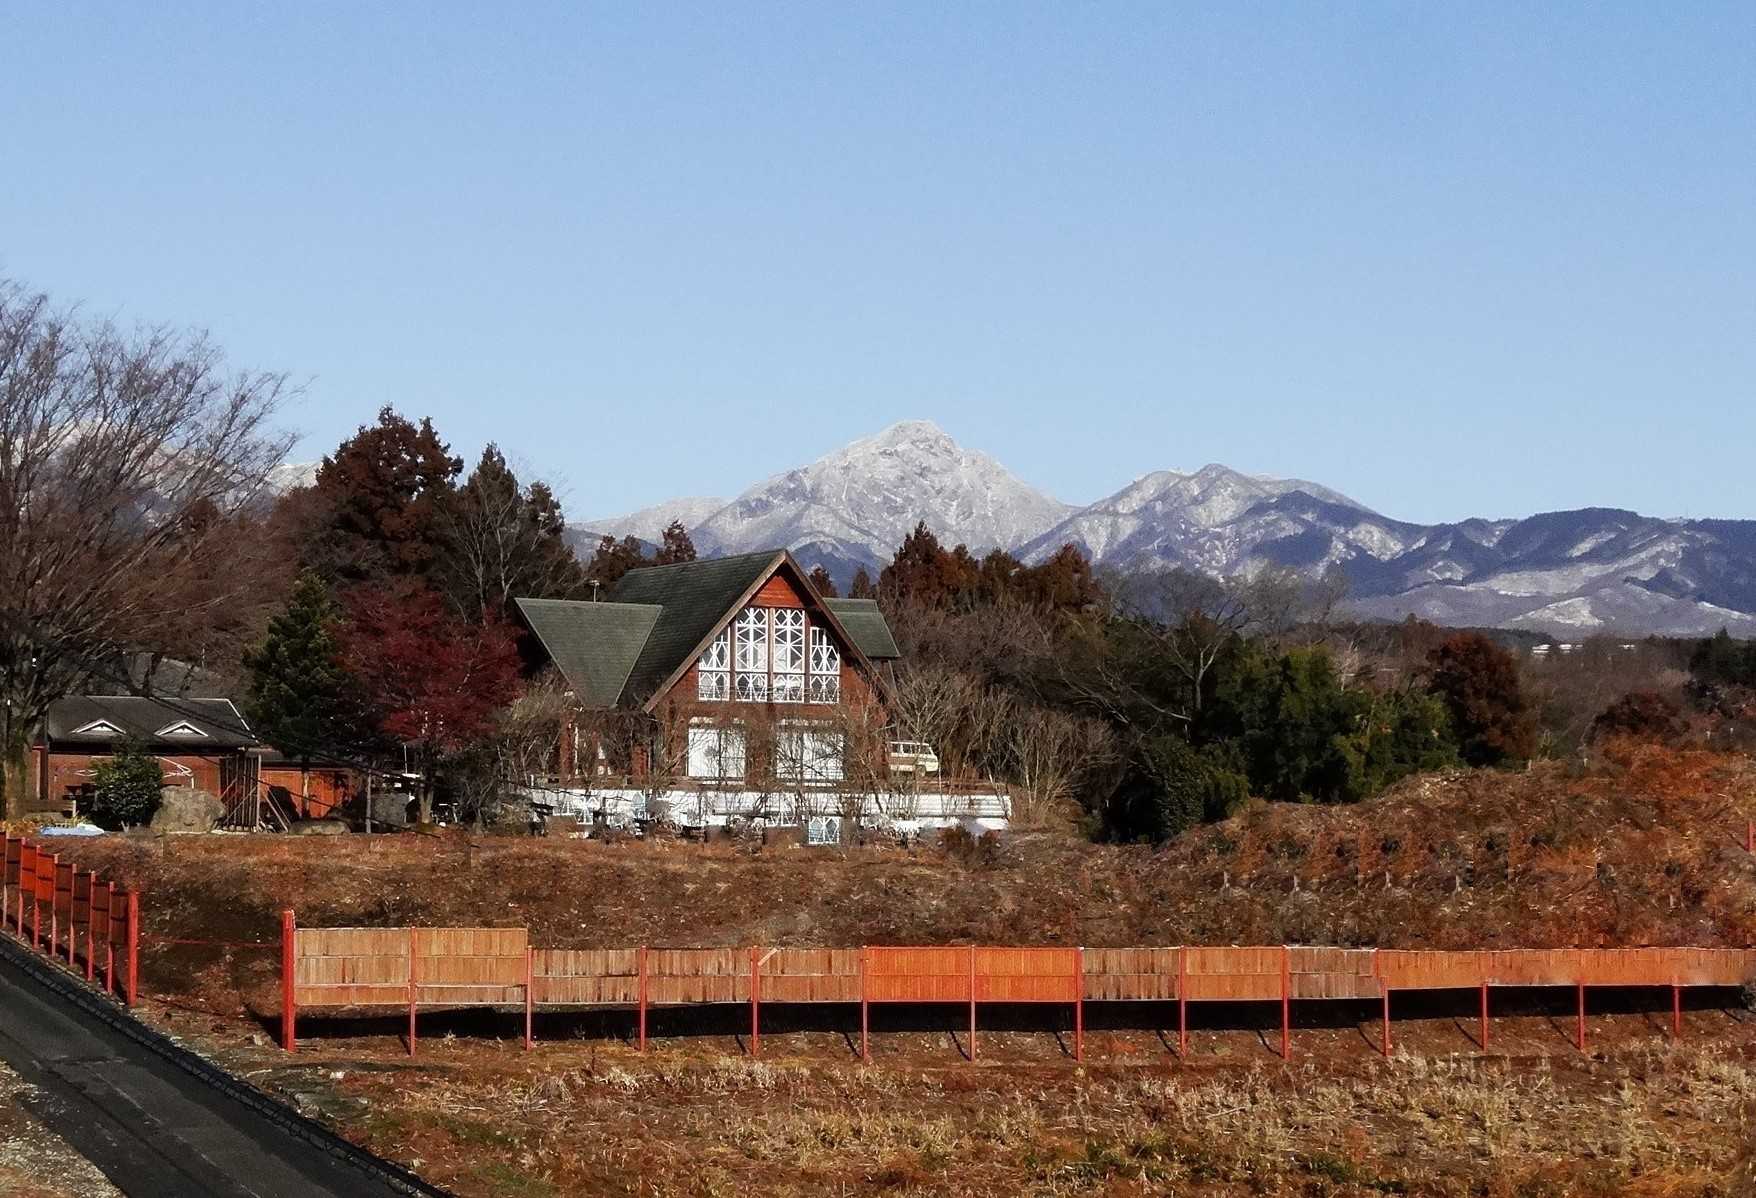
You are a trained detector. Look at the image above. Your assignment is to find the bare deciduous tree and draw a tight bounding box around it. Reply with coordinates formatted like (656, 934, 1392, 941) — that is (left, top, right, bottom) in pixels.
(0, 281, 292, 815)
(437, 445, 585, 621)
(1000, 706, 1115, 828)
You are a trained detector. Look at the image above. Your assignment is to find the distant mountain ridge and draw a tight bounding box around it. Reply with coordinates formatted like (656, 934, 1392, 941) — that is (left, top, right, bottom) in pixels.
(570, 420, 1756, 637)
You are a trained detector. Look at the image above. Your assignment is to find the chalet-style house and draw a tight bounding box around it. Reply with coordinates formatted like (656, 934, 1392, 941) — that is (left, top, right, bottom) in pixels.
(516, 550, 1009, 836)
(31, 695, 359, 825)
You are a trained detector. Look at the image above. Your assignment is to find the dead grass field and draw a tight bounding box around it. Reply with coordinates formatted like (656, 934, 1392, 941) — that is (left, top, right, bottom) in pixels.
(32, 745, 1756, 1195)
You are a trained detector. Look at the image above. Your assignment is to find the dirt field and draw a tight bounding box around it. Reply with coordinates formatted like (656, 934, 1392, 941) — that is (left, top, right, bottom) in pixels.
(31, 745, 1756, 1195)
(124, 1001, 1756, 1197)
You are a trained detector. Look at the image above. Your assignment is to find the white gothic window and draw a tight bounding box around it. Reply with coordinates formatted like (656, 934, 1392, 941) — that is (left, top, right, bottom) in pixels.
(734, 607, 769, 673)
(808, 626, 841, 703)
(773, 609, 804, 703)
(735, 670, 769, 702)
(803, 728, 844, 781)
(697, 628, 730, 701)
(687, 719, 746, 779)
(775, 724, 806, 779)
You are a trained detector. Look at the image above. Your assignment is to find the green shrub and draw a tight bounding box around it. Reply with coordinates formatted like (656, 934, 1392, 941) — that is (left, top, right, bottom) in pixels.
(90, 741, 164, 829)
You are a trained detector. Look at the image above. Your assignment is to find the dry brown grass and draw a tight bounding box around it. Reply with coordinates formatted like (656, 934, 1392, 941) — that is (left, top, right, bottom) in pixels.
(35, 747, 1756, 1194)
(200, 1023, 1756, 1197)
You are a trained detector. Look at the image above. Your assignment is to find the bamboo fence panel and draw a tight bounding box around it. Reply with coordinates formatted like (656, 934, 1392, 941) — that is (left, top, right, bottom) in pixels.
(1289, 947, 1380, 999)
(761, 948, 861, 1003)
(532, 949, 640, 1005)
(866, 946, 974, 1003)
(414, 928, 528, 1006)
(1182, 946, 1284, 1001)
(1082, 947, 1180, 1001)
(974, 947, 1080, 1003)
(647, 948, 750, 1005)
(293, 927, 412, 1007)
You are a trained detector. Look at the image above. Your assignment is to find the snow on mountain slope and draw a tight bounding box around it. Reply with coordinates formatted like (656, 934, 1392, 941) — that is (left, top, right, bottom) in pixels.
(1019, 466, 1412, 575)
(578, 496, 727, 544)
(552, 420, 1756, 635)
(689, 420, 1071, 572)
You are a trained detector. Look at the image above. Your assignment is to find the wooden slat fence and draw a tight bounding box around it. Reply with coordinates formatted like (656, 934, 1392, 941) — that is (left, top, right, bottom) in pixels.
(0, 833, 137, 1004)
(278, 910, 1756, 1062)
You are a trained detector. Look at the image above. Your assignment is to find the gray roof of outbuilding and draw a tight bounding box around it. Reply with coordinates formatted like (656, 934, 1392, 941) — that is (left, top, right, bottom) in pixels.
(43, 696, 259, 748)
(514, 598, 662, 708)
(608, 551, 786, 703)
(822, 598, 901, 659)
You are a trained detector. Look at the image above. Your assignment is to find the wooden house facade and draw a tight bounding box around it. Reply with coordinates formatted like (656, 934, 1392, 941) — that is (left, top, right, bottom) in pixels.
(517, 550, 900, 797)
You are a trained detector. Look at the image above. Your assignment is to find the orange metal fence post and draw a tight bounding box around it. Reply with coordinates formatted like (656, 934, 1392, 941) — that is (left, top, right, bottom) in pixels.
(124, 891, 139, 1006)
(1073, 946, 1084, 1064)
(83, 870, 96, 981)
(524, 946, 534, 1051)
(1381, 987, 1391, 1057)
(48, 854, 60, 956)
(968, 944, 977, 1063)
(1480, 983, 1490, 1052)
(749, 945, 760, 1057)
(637, 945, 648, 1053)
(1280, 946, 1290, 1061)
(1576, 982, 1586, 1053)
(103, 882, 116, 994)
(29, 844, 40, 950)
(1672, 981, 1682, 1039)
(65, 864, 79, 967)
(860, 946, 870, 1063)
(1177, 946, 1188, 1058)
(407, 928, 418, 1058)
(281, 909, 297, 1051)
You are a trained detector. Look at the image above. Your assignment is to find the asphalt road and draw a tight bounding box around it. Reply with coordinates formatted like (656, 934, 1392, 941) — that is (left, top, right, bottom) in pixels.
(0, 935, 438, 1198)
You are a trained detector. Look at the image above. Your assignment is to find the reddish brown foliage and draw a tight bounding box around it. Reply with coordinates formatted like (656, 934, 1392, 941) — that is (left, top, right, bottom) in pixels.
(339, 580, 522, 754)
(1426, 631, 1536, 765)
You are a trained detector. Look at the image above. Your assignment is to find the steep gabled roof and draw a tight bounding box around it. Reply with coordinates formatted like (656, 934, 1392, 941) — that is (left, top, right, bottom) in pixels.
(609, 550, 786, 704)
(821, 598, 901, 660)
(44, 696, 259, 749)
(515, 549, 903, 710)
(515, 598, 662, 708)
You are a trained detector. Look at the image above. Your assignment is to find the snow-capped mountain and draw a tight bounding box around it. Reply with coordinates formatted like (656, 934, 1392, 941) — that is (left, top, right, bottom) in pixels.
(583, 420, 1071, 578)
(571, 420, 1756, 637)
(580, 496, 727, 545)
(1016, 465, 1398, 573)
(266, 461, 319, 492)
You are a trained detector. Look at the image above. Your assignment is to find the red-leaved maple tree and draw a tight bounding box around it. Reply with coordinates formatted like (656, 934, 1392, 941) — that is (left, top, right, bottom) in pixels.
(340, 580, 523, 822)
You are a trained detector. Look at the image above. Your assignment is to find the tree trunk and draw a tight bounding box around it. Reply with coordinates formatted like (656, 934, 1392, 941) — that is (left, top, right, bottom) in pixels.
(2, 741, 29, 822)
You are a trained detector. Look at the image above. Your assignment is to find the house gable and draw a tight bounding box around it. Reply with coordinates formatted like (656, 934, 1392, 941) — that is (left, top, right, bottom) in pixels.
(512, 550, 898, 714)
(643, 552, 879, 712)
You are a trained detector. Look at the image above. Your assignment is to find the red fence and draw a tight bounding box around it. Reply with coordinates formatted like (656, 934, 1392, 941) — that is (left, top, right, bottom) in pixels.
(280, 911, 1756, 1062)
(1, 833, 138, 1004)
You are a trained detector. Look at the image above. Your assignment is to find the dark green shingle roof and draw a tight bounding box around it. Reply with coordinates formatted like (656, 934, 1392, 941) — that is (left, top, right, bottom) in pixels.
(515, 598, 662, 708)
(609, 551, 784, 702)
(822, 598, 901, 659)
(44, 696, 259, 748)
(517, 551, 902, 708)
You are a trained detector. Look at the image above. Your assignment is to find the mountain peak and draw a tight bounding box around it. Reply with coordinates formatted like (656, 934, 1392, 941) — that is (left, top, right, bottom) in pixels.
(862, 419, 955, 452)
(571, 422, 1756, 637)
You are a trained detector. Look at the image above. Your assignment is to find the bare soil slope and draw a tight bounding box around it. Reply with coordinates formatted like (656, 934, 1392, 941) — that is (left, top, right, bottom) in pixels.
(40, 745, 1756, 1017)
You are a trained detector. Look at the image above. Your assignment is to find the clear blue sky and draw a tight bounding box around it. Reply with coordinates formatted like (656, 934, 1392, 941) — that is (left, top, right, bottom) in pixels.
(3, 4, 1752, 524)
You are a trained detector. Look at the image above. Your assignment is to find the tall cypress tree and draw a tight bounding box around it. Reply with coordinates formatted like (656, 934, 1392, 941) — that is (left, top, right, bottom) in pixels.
(244, 571, 362, 764)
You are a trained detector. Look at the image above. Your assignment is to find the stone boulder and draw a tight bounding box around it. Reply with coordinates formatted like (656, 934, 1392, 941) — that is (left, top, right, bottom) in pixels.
(150, 787, 226, 834)
(290, 820, 349, 836)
